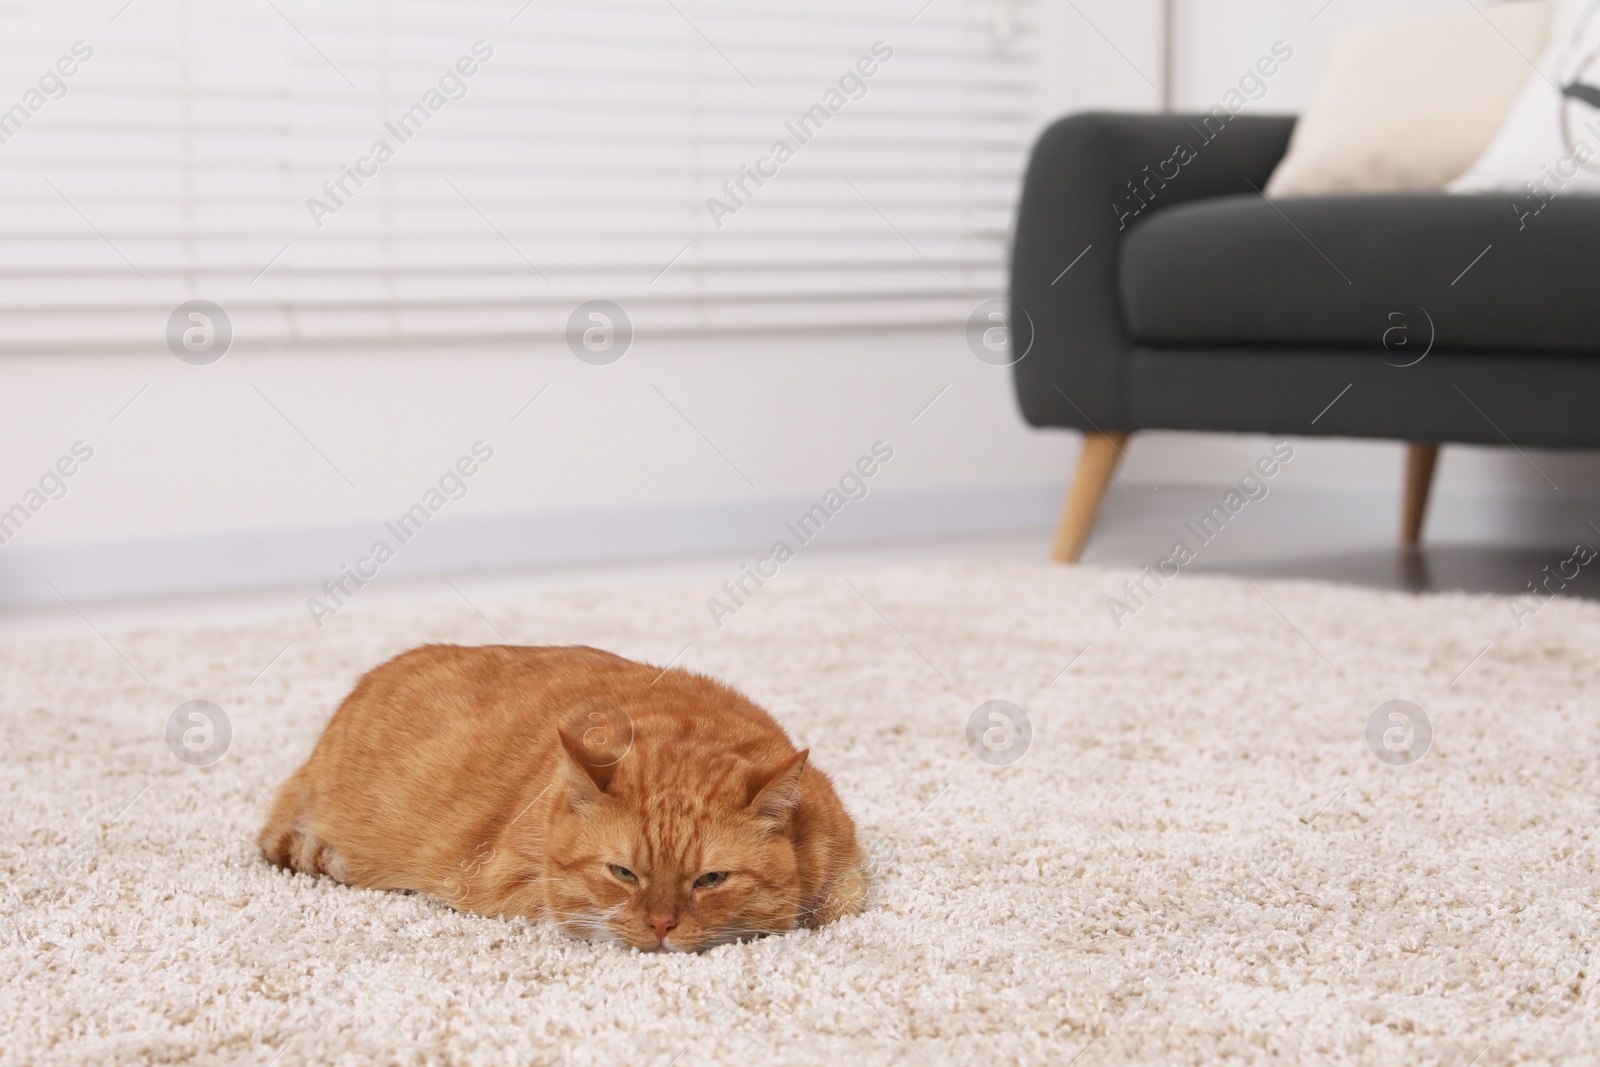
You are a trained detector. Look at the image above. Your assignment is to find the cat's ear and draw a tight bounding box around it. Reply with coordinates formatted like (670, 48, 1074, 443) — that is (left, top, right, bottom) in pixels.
(746, 749, 808, 829)
(558, 725, 618, 808)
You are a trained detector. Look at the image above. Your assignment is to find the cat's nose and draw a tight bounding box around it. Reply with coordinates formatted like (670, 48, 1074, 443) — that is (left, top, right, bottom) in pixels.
(648, 912, 678, 940)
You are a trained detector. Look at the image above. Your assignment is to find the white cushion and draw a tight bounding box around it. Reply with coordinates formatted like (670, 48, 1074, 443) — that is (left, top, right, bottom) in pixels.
(1265, 1, 1555, 197)
(1450, 0, 1600, 193)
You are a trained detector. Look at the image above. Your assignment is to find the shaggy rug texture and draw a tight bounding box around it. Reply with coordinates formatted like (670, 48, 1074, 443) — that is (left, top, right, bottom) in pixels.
(4, 562, 1600, 1065)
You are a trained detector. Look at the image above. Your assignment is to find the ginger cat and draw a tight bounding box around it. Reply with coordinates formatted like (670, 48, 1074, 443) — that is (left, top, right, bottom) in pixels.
(258, 644, 868, 951)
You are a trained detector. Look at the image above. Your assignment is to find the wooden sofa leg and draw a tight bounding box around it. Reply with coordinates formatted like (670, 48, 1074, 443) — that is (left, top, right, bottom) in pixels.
(1402, 443, 1440, 546)
(1051, 432, 1128, 563)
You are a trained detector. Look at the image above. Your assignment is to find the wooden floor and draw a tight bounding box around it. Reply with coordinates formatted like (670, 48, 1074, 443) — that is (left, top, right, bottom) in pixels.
(1070, 483, 1600, 601)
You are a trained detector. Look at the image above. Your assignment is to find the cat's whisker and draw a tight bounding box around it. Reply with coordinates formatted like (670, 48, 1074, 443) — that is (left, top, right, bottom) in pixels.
(734, 905, 823, 927)
(554, 903, 629, 943)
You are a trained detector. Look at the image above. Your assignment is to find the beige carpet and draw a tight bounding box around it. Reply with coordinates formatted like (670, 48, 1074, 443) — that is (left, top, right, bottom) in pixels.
(5, 562, 1600, 1065)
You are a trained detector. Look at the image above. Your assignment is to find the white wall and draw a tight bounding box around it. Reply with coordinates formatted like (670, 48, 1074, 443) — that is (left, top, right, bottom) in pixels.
(4, 336, 1062, 539)
(0, 331, 1073, 604)
(1038, 0, 1163, 112)
(1, 0, 1592, 606)
(1170, 0, 1506, 114)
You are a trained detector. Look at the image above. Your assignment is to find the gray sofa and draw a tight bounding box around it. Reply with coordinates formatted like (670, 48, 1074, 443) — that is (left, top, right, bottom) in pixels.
(1010, 111, 1599, 561)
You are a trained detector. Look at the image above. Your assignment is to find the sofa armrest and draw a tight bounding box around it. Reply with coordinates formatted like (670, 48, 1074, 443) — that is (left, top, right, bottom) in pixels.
(1010, 111, 1296, 431)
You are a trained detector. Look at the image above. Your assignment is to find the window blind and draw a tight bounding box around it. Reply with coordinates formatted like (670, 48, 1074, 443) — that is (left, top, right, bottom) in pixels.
(0, 0, 1041, 354)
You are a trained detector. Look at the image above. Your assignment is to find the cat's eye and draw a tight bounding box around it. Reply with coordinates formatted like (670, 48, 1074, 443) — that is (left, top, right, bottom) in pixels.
(607, 864, 637, 883)
(693, 871, 728, 889)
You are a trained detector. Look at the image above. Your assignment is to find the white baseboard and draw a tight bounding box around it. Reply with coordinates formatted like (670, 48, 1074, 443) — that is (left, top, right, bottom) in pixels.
(0, 482, 1065, 608)
(4, 479, 1596, 609)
